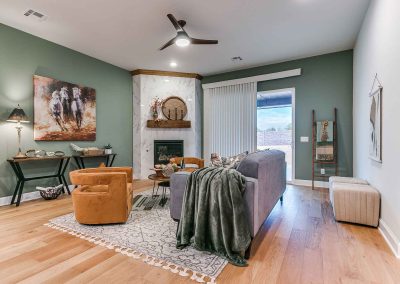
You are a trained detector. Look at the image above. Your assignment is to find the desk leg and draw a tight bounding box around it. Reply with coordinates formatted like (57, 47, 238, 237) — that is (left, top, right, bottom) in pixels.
(14, 163, 26, 207)
(16, 181, 25, 206)
(79, 157, 86, 169)
(105, 155, 110, 167)
(61, 158, 71, 195)
(9, 161, 22, 205)
(11, 181, 21, 205)
(57, 159, 65, 194)
(109, 154, 116, 167)
(73, 156, 81, 169)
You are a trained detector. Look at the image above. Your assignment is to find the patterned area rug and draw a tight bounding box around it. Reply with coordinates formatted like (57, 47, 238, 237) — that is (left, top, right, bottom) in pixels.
(46, 189, 227, 283)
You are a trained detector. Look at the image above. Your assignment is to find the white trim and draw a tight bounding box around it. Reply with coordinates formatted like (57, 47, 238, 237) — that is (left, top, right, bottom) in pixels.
(202, 69, 302, 89)
(0, 185, 75, 207)
(257, 88, 295, 182)
(378, 219, 400, 258)
(0, 191, 41, 206)
(291, 179, 329, 188)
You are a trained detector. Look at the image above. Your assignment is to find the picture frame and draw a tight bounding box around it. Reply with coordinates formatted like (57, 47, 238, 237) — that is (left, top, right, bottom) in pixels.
(369, 86, 382, 162)
(33, 75, 96, 141)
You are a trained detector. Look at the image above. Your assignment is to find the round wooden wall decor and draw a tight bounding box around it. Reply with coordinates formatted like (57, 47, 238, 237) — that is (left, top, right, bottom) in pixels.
(162, 96, 188, 120)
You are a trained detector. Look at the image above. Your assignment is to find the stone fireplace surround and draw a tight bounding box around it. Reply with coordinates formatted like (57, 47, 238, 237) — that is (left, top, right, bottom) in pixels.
(132, 73, 202, 179)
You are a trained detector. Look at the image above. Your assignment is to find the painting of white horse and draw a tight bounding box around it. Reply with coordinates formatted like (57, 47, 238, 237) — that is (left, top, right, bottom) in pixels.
(34, 75, 96, 141)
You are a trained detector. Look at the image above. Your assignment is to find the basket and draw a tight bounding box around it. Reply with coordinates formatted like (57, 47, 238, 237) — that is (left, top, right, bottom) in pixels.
(83, 149, 104, 156)
(37, 185, 64, 200)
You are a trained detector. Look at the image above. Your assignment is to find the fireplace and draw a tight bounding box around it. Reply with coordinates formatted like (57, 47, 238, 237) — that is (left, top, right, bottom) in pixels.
(154, 140, 184, 165)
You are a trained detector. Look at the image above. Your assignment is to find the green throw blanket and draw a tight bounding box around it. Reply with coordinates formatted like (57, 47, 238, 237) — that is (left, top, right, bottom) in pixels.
(176, 167, 251, 266)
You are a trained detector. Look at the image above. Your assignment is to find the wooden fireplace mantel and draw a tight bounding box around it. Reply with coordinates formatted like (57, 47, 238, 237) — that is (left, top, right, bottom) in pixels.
(146, 120, 191, 128)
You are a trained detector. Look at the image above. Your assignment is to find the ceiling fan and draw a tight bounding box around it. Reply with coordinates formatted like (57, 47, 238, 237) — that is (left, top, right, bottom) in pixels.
(160, 14, 218, 50)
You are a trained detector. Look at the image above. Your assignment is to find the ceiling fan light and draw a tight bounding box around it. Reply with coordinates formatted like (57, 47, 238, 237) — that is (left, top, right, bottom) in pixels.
(175, 37, 190, 47)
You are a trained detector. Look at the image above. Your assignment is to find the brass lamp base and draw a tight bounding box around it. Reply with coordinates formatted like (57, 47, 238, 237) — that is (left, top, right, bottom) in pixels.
(14, 151, 27, 159)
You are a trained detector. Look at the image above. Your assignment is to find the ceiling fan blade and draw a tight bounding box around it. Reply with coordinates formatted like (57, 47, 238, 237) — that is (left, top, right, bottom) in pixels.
(190, 38, 218, 45)
(159, 37, 176, 50)
(167, 14, 183, 32)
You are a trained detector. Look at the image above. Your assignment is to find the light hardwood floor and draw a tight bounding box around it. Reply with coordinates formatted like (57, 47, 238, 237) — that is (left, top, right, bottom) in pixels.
(0, 181, 399, 284)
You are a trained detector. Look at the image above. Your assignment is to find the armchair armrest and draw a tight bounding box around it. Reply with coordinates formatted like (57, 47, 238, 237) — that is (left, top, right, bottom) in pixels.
(70, 171, 127, 186)
(73, 167, 133, 183)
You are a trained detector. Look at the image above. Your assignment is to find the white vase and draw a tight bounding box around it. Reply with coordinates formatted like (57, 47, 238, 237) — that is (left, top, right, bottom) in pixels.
(105, 149, 112, 155)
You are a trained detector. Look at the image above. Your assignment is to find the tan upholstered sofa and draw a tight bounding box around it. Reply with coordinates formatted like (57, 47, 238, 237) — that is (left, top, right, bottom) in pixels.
(69, 167, 133, 225)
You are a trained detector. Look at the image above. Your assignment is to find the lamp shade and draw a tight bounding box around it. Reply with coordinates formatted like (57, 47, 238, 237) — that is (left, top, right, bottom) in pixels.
(7, 104, 29, 123)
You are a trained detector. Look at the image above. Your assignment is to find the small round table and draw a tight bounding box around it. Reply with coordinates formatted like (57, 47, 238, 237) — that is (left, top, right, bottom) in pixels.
(148, 174, 170, 206)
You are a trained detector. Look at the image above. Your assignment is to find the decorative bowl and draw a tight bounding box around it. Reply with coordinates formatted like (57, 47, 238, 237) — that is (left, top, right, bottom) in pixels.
(37, 184, 64, 200)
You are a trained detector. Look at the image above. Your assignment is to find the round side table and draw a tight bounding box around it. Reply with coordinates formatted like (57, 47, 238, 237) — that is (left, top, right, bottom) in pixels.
(148, 174, 170, 206)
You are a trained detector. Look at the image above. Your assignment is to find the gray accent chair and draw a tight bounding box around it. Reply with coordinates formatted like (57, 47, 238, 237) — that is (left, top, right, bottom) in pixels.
(170, 149, 286, 257)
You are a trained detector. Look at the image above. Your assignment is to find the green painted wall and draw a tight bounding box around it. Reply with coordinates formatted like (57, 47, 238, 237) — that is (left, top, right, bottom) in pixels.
(0, 24, 133, 198)
(203, 50, 353, 180)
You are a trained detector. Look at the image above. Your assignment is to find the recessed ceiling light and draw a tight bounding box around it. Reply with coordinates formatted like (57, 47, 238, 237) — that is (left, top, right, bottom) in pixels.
(164, 79, 170, 82)
(170, 62, 177, 68)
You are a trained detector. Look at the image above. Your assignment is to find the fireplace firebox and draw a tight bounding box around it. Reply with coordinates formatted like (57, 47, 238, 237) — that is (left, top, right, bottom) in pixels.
(154, 140, 184, 165)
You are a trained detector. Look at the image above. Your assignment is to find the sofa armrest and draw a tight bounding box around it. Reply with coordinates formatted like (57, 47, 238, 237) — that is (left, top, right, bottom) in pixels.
(171, 171, 191, 187)
(170, 171, 191, 220)
(243, 177, 259, 237)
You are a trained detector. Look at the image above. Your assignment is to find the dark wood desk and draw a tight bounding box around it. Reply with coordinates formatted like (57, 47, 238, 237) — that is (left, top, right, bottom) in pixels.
(73, 154, 117, 169)
(7, 156, 71, 206)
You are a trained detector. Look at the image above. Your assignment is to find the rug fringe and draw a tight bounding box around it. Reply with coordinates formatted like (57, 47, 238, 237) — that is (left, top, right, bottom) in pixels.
(44, 223, 217, 283)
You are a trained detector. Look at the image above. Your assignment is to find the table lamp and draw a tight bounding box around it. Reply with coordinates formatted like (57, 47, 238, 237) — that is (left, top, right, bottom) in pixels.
(7, 104, 30, 159)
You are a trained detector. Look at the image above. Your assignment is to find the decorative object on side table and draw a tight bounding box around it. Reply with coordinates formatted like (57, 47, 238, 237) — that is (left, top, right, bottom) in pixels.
(33, 75, 96, 141)
(7, 104, 30, 159)
(152, 163, 179, 178)
(104, 144, 112, 155)
(37, 184, 64, 200)
(70, 143, 104, 156)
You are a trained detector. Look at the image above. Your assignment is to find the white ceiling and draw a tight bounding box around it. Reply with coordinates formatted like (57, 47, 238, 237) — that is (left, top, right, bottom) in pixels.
(0, 0, 370, 75)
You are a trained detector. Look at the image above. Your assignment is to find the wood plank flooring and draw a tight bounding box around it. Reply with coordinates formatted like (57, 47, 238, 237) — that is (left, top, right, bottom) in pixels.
(0, 182, 399, 284)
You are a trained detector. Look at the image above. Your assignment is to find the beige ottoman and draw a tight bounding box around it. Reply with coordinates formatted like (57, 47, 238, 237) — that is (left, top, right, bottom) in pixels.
(328, 176, 369, 189)
(330, 183, 380, 227)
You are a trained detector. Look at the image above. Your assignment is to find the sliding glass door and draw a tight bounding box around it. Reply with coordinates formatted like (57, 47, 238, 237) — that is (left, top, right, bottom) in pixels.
(257, 89, 295, 182)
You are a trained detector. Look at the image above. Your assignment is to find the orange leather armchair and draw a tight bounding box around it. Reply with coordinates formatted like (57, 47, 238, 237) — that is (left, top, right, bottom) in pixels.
(69, 167, 133, 225)
(171, 157, 205, 173)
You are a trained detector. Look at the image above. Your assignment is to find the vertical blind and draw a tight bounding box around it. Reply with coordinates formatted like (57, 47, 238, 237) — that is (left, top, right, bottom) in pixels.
(204, 82, 257, 161)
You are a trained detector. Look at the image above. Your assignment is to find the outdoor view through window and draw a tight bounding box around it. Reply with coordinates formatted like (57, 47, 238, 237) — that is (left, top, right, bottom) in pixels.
(257, 92, 292, 181)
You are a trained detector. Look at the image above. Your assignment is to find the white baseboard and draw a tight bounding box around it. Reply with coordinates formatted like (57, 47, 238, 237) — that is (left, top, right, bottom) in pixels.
(378, 219, 400, 258)
(291, 179, 329, 188)
(0, 185, 75, 207)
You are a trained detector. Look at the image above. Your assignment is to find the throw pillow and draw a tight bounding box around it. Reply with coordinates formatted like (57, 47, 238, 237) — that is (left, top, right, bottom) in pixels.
(210, 153, 223, 167)
(223, 151, 248, 169)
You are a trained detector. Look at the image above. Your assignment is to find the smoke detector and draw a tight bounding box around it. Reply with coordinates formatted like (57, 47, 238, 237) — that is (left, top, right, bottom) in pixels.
(231, 56, 243, 62)
(24, 9, 47, 21)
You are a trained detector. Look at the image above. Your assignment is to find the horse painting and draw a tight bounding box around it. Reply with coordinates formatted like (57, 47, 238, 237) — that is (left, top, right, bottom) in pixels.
(33, 75, 96, 141)
(71, 87, 84, 130)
